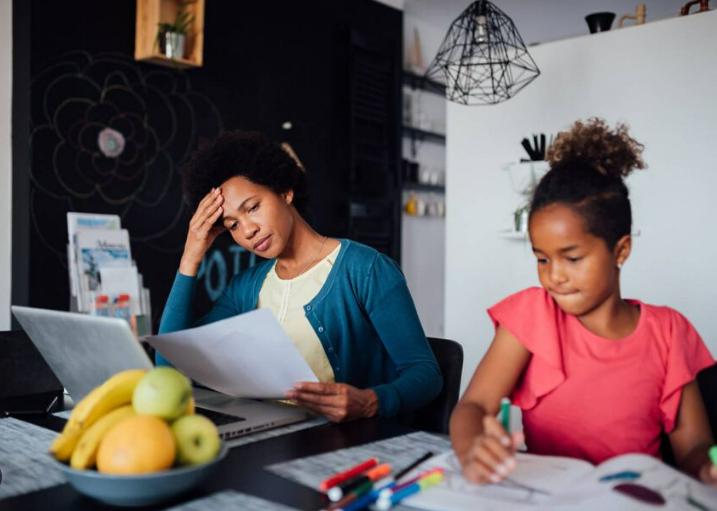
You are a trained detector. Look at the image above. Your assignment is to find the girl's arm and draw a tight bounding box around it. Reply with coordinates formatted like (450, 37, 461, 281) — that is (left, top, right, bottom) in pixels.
(669, 380, 717, 485)
(450, 325, 530, 484)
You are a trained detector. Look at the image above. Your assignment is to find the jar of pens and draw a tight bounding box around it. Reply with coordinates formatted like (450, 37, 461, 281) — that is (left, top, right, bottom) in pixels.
(318, 453, 443, 511)
(503, 133, 553, 233)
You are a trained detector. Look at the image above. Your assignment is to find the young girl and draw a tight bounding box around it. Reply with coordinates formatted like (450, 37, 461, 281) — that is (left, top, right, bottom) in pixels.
(451, 118, 717, 486)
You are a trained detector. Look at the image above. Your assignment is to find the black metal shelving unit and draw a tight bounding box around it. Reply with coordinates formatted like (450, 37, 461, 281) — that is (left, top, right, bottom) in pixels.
(402, 70, 446, 96)
(402, 125, 445, 145)
(402, 182, 445, 193)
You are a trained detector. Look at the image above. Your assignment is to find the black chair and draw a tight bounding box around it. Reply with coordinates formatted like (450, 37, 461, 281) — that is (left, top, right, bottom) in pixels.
(0, 330, 64, 414)
(697, 362, 717, 441)
(660, 362, 716, 467)
(410, 337, 464, 434)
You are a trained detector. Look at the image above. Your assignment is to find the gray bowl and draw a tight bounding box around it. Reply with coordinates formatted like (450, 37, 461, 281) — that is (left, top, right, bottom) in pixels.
(51, 444, 228, 507)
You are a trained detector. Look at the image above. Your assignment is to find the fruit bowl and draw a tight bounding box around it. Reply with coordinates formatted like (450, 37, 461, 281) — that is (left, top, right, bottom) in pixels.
(51, 443, 228, 507)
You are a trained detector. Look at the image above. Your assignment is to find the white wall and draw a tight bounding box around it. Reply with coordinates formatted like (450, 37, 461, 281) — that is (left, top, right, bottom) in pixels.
(445, 12, 717, 392)
(0, 0, 12, 330)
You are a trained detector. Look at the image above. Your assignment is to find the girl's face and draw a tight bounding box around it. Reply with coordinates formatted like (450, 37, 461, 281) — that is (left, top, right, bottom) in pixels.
(529, 203, 628, 317)
(219, 176, 295, 259)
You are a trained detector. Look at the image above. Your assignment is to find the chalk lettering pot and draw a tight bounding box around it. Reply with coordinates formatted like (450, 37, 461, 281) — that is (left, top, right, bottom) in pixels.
(51, 444, 228, 506)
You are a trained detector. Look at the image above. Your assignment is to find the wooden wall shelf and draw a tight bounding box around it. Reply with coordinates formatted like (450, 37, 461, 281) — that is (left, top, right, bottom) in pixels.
(135, 0, 205, 69)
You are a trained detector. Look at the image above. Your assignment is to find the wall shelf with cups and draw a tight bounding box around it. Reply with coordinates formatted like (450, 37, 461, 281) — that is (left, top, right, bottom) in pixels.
(403, 70, 446, 96)
(403, 182, 445, 193)
(135, 0, 205, 69)
(403, 126, 446, 145)
(401, 65, 447, 221)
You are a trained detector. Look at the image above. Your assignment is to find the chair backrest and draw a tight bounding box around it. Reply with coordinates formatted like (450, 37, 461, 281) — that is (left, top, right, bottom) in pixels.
(697, 362, 717, 440)
(411, 337, 464, 434)
(660, 362, 716, 467)
(0, 330, 64, 410)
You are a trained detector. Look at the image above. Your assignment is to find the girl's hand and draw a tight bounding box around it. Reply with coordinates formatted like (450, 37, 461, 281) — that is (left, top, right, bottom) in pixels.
(180, 188, 226, 276)
(458, 415, 524, 485)
(699, 460, 717, 486)
(285, 382, 379, 422)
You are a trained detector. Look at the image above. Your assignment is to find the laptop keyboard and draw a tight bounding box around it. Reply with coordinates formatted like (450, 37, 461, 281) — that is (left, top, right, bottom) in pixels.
(196, 406, 246, 425)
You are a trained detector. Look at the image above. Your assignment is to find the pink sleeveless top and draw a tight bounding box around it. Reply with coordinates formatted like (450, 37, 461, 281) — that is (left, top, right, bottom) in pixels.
(488, 287, 714, 464)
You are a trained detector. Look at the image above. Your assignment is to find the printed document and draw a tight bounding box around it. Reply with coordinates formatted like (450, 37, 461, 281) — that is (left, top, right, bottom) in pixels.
(146, 308, 318, 399)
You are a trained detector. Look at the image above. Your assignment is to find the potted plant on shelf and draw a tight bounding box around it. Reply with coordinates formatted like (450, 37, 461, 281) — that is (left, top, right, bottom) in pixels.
(156, 2, 193, 59)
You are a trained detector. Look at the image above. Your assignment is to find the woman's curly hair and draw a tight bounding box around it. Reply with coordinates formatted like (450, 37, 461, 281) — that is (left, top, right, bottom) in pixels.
(181, 130, 309, 215)
(531, 118, 646, 248)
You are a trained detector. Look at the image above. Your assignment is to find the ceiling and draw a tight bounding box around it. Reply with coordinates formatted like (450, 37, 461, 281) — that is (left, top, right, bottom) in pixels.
(404, 0, 688, 45)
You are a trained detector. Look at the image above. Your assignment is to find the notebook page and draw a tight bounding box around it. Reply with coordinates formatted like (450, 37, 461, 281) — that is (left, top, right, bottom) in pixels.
(403, 450, 595, 511)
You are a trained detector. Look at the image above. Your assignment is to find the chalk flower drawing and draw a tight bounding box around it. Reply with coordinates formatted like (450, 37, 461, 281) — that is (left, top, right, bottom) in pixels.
(29, 51, 223, 255)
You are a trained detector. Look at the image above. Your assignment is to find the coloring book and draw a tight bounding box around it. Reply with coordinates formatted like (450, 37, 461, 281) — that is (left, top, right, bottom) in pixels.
(404, 450, 717, 510)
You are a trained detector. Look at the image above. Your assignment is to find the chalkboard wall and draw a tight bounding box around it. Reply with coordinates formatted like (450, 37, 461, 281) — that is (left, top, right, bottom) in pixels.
(16, 0, 402, 327)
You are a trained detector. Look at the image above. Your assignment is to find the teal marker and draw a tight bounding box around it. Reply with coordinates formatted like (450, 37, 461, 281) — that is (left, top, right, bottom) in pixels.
(709, 445, 717, 466)
(500, 397, 511, 433)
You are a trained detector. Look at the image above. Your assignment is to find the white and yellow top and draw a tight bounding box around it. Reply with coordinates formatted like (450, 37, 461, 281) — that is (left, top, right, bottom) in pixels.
(256, 244, 341, 383)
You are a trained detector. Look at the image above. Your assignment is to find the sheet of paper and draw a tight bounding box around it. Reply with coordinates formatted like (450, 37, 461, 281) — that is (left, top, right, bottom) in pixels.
(403, 450, 596, 511)
(145, 308, 318, 399)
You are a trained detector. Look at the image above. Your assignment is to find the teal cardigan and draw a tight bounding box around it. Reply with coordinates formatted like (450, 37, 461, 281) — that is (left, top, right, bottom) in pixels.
(156, 239, 443, 418)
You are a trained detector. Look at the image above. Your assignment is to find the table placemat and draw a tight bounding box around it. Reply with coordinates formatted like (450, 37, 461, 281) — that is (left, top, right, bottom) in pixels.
(267, 431, 451, 489)
(167, 490, 300, 510)
(0, 418, 65, 501)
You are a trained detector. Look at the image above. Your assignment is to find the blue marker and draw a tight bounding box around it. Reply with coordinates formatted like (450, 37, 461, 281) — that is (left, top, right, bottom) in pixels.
(376, 472, 444, 510)
(599, 471, 641, 482)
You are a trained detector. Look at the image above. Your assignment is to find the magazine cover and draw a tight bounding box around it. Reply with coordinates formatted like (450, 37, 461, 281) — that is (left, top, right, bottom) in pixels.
(75, 229, 131, 311)
(67, 213, 121, 298)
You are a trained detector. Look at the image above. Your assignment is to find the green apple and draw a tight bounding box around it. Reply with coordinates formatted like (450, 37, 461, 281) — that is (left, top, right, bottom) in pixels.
(171, 414, 221, 466)
(132, 367, 192, 421)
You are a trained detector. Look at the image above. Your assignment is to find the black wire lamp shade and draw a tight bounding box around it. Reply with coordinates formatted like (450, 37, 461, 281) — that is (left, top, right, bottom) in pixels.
(425, 0, 540, 105)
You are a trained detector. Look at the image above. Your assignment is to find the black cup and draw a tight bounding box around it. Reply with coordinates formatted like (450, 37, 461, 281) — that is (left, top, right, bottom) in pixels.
(585, 12, 616, 33)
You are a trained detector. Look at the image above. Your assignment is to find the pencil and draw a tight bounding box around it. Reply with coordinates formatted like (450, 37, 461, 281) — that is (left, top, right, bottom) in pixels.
(393, 451, 434, 482)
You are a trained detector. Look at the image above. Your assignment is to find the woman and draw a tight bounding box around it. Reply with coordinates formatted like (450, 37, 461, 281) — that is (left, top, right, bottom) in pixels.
(156, 131, 442, 422)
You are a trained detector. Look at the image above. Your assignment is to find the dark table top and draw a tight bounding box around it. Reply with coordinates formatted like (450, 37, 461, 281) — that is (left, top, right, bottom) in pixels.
(0, 395, 418, 511)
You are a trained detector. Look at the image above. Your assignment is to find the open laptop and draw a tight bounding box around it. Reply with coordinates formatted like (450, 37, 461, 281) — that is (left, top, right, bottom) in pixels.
(11, 306, 308, 440)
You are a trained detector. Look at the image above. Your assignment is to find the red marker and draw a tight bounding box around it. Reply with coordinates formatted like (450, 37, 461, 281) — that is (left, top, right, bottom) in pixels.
(319, 458, 378, 492)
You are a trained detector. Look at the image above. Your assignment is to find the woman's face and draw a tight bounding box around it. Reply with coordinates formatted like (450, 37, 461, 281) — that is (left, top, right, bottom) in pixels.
(529, 203, 625, 317)
(219, 176, 294, 259)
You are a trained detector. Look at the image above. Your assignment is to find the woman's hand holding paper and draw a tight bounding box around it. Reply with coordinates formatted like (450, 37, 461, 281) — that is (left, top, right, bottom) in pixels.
(285, 382, 379, 422)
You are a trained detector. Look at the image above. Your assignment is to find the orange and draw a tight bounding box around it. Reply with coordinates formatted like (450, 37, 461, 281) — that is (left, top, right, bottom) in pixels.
(96, 416, 176, 475)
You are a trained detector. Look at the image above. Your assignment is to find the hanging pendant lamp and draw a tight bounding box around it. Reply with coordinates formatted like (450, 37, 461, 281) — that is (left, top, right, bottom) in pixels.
(425, 0, 540, 105)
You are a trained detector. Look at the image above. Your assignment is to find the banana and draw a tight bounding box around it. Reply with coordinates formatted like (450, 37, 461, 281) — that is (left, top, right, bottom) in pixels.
(50, 385, 105, 460)
(69, 369, 147, 430)
(70, 405, 135, 470)
(50, 427, 84, 462)
(50, 369, 147, 461)
(62, 384, 104, 429)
